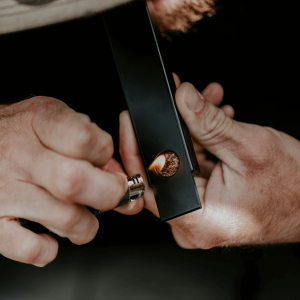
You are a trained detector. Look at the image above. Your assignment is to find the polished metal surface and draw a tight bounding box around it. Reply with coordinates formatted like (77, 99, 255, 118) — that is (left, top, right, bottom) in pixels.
(91, 174, 145, 216)
(128, 174, 145, 201)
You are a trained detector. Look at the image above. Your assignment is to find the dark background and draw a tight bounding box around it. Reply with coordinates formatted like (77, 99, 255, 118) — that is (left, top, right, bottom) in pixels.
(1, 0, 300, 299)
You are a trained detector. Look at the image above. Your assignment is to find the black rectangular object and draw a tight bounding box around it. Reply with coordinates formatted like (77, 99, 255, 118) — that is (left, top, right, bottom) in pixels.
(103, 2, 201, 221)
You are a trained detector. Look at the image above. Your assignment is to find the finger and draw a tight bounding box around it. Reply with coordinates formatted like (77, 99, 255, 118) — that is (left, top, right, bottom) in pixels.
(102, 157, 125, 174)
(20, 144, 128, 211)
(175, 83, 245, 168)
(191, 104, 234, 156)
(102, 158, 144, 215)
(119, 110, 159, 216)
(173, 72, 181, 88)
(30, 96, 113, 167)
(114, 194, 145, 216)
(202, 82, 224, 106)
(0, 218, 58, 267)
(1, 181, 99, 245)
(192, 105, 234, 154)
(221, 105, 235, 119)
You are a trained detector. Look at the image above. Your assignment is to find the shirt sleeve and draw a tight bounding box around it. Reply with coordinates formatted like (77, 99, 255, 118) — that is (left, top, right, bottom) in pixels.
(0, 0, 131, 35)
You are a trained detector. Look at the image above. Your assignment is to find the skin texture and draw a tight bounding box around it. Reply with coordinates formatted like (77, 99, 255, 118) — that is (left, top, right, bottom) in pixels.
(0, 80, 223, 266)
(0, 97, 128, 266)
(119, 75, 300, 249)
(2, 82, 299, 264)
(1, 2, 297, 264)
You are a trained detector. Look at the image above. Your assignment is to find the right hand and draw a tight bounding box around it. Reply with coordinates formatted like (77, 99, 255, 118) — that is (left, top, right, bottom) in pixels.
(0, 97, 128, 266)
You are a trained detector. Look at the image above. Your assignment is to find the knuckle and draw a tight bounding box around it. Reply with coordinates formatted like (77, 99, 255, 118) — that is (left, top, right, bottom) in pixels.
(76, 112, 91, 123)
(29, 96, 67, 123)
(97, 174, 127, 211)
(59, 205, 83, 231)
(55, 161, 84, 200)
(76, 217, 99, 245)
(202, 105, 233, 143)
(29, 96, 57, 113)
(20, 237, 43, 265)
(71, 123, 96, 157)
(91, 128, 114, 166)
(98, 133, 114, 164)
(203, 108, 232, 139)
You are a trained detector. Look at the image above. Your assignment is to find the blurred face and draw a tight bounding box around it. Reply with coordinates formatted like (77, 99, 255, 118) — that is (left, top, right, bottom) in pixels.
(150, 0, 216, 33)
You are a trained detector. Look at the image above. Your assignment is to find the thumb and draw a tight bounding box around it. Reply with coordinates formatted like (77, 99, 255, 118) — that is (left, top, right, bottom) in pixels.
(176, 83, 244, 166)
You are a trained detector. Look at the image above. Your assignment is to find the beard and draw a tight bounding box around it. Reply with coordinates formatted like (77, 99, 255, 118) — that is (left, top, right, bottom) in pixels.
(149, 0, 217, 33)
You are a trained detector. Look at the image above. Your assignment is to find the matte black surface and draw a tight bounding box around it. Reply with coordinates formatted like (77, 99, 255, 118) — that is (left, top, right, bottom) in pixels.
(103, 3, 201, 222)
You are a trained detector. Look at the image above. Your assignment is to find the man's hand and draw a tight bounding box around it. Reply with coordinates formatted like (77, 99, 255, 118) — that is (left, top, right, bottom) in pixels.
(119, 77, 300, 248)
(0, 97, 127, 266)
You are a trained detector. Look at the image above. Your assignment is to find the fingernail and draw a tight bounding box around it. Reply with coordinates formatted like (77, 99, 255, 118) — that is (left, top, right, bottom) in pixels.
(202, 84, 214, 97)
(186, 84, 204, 112)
